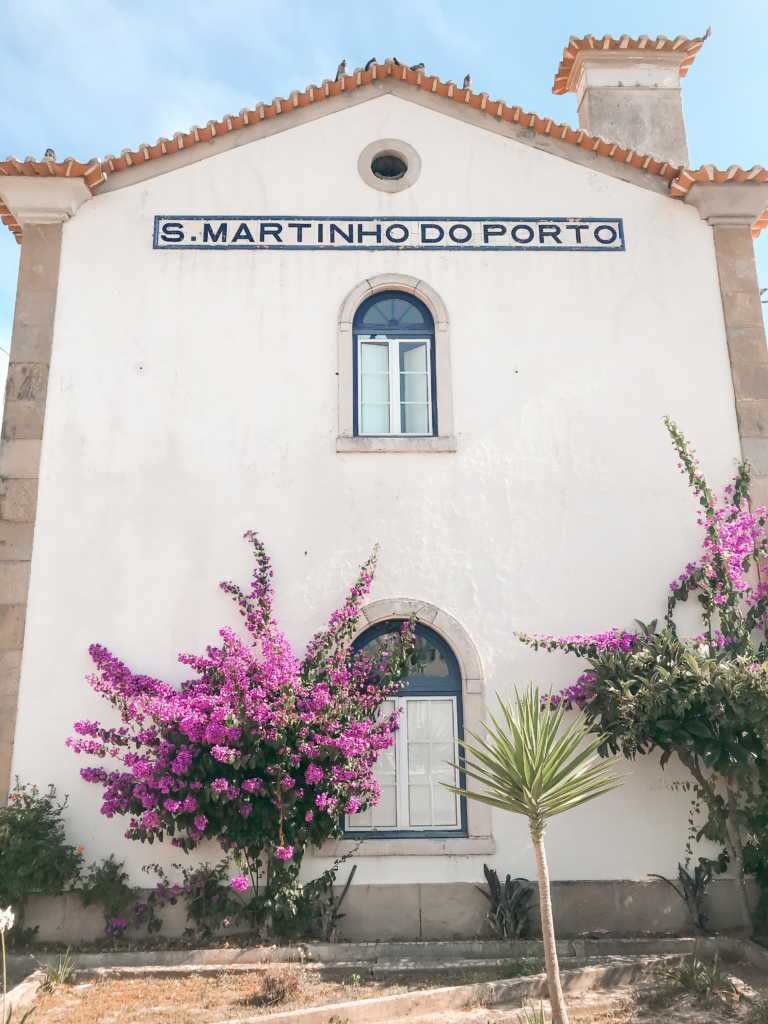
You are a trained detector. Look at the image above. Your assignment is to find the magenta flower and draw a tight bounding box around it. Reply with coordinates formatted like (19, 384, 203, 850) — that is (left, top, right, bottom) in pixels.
(67, 531, 412, 880)
(231, 876, 249, 892)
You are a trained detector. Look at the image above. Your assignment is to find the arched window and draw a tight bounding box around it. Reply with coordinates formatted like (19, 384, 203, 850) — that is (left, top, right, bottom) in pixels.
(353, 291, 437, 437)
(345, 621, 467, 837)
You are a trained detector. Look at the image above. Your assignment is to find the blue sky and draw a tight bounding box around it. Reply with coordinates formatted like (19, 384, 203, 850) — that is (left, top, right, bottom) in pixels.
(1, 0, 767, 375)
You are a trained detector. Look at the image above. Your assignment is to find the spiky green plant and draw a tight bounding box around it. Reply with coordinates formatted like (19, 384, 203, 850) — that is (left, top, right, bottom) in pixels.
(444, 686, 626, 1024)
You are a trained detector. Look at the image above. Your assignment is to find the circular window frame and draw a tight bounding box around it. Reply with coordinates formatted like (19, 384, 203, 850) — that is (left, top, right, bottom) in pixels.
(358, 139, 421, 193)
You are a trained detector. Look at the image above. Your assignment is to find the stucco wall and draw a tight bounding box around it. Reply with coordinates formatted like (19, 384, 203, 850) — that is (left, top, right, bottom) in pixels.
(11, 93, 741, 895)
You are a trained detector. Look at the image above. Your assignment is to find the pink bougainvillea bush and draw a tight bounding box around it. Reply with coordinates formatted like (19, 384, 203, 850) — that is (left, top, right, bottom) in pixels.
(516, 418, 768, 930)
(68, 533, 413, 908)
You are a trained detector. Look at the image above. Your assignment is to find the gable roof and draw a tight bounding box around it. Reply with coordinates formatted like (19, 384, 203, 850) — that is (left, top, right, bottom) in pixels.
(1, 55, 766, 244)
(552, 31, 711, 95)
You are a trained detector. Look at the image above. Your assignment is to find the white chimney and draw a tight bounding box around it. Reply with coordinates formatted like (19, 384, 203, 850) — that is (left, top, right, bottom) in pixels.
(552, 32, 711, 168)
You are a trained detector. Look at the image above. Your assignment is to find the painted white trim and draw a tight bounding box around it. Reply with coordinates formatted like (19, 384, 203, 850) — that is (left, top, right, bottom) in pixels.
(337, 274, 456, 452)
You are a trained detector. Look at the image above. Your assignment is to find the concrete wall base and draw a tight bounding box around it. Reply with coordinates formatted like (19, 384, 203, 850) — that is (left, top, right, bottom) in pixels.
(19, 877, 759, 945)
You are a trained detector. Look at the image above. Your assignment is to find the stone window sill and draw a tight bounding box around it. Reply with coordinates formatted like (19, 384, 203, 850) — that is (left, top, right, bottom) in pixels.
(336, 436, 457, 453)
(319, 836, 494, 857)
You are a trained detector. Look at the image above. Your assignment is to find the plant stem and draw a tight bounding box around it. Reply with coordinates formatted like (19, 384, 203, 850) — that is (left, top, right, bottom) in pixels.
(677, 751, 752, 933)
(726, 783, 753, 933)
(530, 822, 569, 1024)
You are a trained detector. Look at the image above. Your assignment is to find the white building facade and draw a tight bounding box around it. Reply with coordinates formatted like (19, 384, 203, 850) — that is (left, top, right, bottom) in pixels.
(3, 33, 768, 940)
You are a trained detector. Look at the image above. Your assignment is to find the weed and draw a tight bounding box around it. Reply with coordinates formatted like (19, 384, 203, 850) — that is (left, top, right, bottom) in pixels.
(348, 973, 361, 988)
(260, 962, 302, 1004)
(657, 955, 735, 1000)
(3, 1006, 35, 1024)
(501, 958, 546, 980)
(37, 948, 81, 992)
(520, 1003, 548, 1023)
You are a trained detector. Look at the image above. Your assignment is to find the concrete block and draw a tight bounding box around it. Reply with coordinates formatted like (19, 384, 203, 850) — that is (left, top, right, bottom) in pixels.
(0, 521, 34, 560)
(8, 324, 54, 362)
(735, 399, 768, 438)
(549, 879, 689, 936)
(0, 478, 37, 521)
(25, 892, 105, 944)
(687, 186, 768, 227)
(335, 884, 422, 942)
(716, 256, 761, 294)
(0, 439, 42, 479)
(0, 560, 31, 604)
(721, 290, 766, 328)
(419, 883, 489, 941)
(726, 326, 768, 368)
(1, 401, 46, 441)
(730, 362, 768, 404)
(13, 289, 58, 328)
(16, 243, 63, 294)
(5, 363, 49, 402)
(712, 224, 757, 258)
(0, 603, 25, 649)
(750, 476, 768, 512)
(0, 649, 22, 696)
(741, 440, 768, 476)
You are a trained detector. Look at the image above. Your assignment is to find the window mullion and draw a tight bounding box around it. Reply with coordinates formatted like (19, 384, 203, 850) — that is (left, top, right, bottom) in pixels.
(397, 696, 408, 829)
(389, 339, 399, 435)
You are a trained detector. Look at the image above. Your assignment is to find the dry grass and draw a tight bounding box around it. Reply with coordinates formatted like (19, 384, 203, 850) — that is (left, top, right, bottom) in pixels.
(16, 967, 411, 1023)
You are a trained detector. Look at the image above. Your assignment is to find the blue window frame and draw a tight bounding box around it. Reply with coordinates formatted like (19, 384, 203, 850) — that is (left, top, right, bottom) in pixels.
(344, 620, 467, 839)
(353, 291, 438, 437)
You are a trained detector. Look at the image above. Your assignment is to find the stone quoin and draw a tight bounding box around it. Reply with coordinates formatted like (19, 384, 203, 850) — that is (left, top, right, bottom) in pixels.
(1, 33, 768, 941)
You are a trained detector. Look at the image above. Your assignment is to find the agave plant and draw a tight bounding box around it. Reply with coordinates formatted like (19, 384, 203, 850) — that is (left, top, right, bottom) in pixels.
(477, 864, 535, 939)
(444, 686, 625, 1024)
(649, 860, 715, 932)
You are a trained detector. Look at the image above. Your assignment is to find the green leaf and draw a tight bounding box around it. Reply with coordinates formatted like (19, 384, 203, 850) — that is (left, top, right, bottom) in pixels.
(656, 720, 680, 732)
(684, 720, 712, 739)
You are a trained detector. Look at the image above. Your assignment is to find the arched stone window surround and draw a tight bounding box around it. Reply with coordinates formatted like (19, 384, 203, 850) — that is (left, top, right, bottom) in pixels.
(336, 274, 457, 453)
(322, 598, 494, 858)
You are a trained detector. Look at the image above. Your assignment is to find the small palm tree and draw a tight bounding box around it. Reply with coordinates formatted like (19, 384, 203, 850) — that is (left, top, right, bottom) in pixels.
(444, 686, 625, 1024)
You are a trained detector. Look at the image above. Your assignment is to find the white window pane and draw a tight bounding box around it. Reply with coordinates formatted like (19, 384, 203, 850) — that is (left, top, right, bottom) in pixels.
(406, 699, 458, 828)
(407, 702, 429, 741)
(400, 342, 427, 372)
(349, 805, 372, 828)
(432, 743, 455, 777)
(401, 373, 428, 403)
(407, 742, 430, 777)
(373, 784, 397, 826)
(433, 783, 459, 826)
(361, 342, 389, 371)
(361, 404, 390, 434)
(361, 373, 390, 403)
(355, 699, 397, 827)
(430, 702, 455, 743)
(408, 785, 432, 826)
(401, 403, 429, 434)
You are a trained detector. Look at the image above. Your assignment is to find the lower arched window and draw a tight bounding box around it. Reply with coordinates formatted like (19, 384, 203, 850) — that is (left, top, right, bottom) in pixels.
(345, 621, 467, 837)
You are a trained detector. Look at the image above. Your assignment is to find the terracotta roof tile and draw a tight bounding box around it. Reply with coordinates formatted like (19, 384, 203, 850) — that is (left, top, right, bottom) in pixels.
(552, 30, 711, 95)
(0, 54, 765, 242)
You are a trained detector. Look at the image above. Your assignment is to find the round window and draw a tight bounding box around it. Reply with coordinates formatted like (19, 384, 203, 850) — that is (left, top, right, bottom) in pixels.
(371, 154, 407, 180)
(358, 139, 421, 193)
